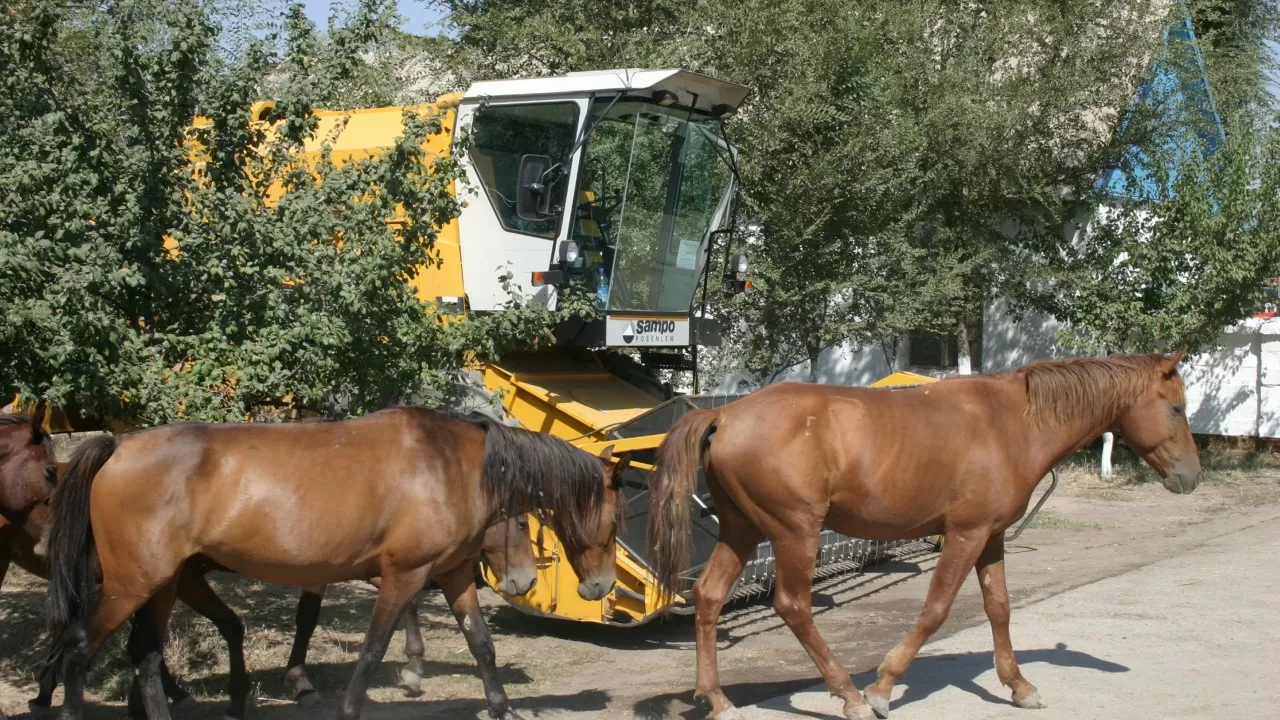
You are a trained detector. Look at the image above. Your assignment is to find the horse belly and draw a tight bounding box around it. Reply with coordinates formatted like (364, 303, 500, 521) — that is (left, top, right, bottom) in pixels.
(825, 467, 952, 541)
(200, 549, 381, 587)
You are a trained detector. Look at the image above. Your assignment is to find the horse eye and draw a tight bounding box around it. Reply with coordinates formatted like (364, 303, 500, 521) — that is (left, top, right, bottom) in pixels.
(1172, 404, 1186, 416)
(517, 517, 528, 529)
(45, 466, 58, 484)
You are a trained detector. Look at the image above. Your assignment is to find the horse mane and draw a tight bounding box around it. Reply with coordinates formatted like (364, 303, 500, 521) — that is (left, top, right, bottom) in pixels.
(0, 411, 56, 460)
(444, 411, 617, 554)
(1009, 354, 1174, 428)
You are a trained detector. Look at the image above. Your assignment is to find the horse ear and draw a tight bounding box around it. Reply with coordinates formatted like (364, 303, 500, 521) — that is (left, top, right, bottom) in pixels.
(30, 400, 48, 442)
(609, 451, 632, 488)
(597, 444, 615, 462)
(1164, 347, 1187, 377)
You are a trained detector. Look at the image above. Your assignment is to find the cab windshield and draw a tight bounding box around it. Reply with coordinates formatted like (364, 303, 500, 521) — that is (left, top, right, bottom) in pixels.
(570, 98, 734, 313)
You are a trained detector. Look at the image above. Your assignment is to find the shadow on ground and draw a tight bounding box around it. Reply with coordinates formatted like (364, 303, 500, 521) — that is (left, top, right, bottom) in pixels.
(721, 642, 1128, 720)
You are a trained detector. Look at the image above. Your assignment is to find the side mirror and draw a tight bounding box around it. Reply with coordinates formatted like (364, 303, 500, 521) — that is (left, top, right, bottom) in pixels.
(517, 154, 554, 221)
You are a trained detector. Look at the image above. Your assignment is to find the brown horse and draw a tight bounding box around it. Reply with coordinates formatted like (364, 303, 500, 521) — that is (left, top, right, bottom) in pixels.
(648, 352, 1201, 720)
(44, 407, 628, 720)
(0, 401, 56, 529)
(2, 407, 538, 718)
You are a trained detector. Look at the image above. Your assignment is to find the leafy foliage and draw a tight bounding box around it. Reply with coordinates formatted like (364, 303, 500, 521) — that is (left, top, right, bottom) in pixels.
(0, 0, 559, 424)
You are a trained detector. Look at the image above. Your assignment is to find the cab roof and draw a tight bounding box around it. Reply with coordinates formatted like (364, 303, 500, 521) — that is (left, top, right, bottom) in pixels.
(463, 68, 750, 115)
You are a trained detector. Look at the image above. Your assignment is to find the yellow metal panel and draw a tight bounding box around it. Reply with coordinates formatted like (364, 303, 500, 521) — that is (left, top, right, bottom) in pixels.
(869, 370, 938, 388)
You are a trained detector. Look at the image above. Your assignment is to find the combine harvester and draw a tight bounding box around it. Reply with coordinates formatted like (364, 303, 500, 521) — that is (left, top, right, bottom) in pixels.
(15, 68, 1052, 626)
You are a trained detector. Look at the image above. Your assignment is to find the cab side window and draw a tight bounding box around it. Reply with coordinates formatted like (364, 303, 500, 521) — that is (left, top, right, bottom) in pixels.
(469, 102, 580, 238)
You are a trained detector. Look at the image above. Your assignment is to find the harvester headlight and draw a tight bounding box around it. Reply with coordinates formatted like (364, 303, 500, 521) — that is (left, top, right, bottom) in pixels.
(561, 240, 580, 264)
(711, 103, 737, 119)
(653, 90, 679, 106)
(732, 254, 749, 274)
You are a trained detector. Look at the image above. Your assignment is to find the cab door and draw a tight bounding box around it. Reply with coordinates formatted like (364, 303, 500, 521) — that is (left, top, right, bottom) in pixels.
(454, 98, 586, 312)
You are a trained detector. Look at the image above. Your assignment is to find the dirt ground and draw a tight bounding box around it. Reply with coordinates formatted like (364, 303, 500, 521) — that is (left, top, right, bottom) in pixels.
(3, 447, 1278, 720)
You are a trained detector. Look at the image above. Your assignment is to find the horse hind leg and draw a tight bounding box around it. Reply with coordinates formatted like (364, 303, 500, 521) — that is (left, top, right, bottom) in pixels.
(690, 506, 762, 720)
(58, 582, 159, 720)
(769, 531, 876, 720)
(126, 618, 198, 719)
(124, 580, 181, 720)
(864, 527, 989, 719)
(976, 534, 1043, 709)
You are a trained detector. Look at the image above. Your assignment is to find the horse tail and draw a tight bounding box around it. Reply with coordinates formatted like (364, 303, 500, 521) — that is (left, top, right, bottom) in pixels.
(648, 408, 719, 605)
(45, 435, 116, 647)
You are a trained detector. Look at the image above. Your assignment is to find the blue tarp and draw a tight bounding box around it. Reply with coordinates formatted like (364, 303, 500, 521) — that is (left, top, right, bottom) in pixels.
(1096, 12, 1226, 200)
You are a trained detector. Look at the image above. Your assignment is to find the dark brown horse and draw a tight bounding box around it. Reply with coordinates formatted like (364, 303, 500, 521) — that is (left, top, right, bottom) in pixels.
(2, 407, 538, 718)
(648, 353, 1201, 720)
(44, 407, 628, 720)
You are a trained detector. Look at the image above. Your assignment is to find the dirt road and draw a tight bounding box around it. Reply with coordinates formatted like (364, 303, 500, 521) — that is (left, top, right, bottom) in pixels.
(739, 509, 1280, 720)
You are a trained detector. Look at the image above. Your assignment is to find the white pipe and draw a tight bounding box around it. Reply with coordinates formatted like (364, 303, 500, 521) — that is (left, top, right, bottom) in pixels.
(1101, 432, 1114, 478)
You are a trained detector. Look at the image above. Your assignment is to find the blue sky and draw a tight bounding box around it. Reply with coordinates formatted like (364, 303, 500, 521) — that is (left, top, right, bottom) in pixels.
(300, 1, 445, 34)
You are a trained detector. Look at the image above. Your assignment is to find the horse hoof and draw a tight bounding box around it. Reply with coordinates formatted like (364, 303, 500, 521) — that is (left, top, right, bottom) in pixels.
(399, 666, 423, 694)
(27, 702, 55, 720)
(296, 689, 323, 706)
(172, 696, 200, 714)
(711, 707, 746, 720)
(863, 691, 891, 719)
(844, 698, 877, 720)
(1013, 689, 1045, 709)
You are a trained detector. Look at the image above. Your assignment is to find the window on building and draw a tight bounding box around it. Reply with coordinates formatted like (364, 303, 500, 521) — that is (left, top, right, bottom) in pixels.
(469, 102, 580, 238)
(907, 319, 983, 372)
(908, 332, 959, 369)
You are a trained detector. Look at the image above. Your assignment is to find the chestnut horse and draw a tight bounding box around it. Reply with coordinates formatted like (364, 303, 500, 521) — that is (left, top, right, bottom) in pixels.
(44, 407, 627, 720)
(2, 407, 538, 719)
(648, 353, 1201, 720)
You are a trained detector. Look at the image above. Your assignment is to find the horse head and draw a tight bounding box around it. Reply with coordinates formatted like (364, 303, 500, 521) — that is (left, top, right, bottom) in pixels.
(0, 400, 57, 524)
(1112, 350, 1202, 494)
(479, 513, 538, 597)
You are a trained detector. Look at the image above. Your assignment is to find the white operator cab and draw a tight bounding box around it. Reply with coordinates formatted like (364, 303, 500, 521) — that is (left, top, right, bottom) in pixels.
(453, 68, 750, 349)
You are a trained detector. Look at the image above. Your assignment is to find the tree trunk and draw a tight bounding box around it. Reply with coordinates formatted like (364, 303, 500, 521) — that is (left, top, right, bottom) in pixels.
(807, 345, 822, 383)
(955, 322, 972, 375)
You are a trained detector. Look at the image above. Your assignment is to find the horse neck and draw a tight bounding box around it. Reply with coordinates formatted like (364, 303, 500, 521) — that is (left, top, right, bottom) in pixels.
(1019, 382, 1130, 481)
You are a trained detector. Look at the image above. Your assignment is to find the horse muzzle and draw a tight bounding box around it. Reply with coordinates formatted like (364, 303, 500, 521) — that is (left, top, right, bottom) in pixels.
(1162, 465, 1202, 495)
(577, 574, 616, 601)
(495, 568, 537, 597)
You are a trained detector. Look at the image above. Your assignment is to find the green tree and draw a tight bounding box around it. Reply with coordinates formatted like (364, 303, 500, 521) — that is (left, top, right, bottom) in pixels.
(0, 0, 560, 424)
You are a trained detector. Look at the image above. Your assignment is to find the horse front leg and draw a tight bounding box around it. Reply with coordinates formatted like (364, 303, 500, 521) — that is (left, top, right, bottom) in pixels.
(864, 527, 989, 718)
(976, 534, 1043, 709)
(335, 568, 427, 720)
(436, 562, 521, 720)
